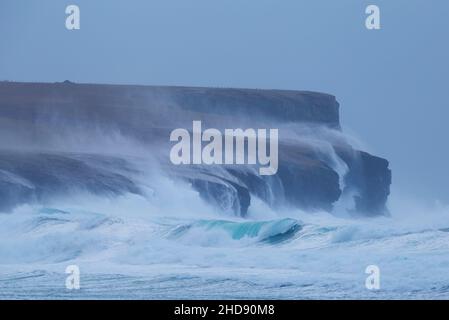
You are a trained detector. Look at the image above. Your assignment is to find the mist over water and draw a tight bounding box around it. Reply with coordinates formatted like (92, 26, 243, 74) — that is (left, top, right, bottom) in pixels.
(0, 0, 448, 300)
(0, 120, 448, 299)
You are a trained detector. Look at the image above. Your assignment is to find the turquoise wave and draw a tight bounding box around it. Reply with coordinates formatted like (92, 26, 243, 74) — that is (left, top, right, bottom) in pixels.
(170, 218, 302, 244)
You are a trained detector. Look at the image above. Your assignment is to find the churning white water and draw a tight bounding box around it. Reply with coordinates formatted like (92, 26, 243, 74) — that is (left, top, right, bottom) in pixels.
(0, 166, 448, 299)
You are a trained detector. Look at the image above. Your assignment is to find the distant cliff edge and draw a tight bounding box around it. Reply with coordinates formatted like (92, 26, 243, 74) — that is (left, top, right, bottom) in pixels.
(0, 81, 391, 216)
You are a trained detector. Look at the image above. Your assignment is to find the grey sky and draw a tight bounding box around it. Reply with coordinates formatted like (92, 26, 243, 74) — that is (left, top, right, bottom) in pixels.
(1, 0, 448, 205)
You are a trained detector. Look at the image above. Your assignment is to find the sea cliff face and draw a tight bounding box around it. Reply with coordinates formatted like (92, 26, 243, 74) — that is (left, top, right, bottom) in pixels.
(0, 81, 391, 216)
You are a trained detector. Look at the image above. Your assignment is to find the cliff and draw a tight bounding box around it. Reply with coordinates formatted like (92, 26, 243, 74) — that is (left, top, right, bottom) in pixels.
(0, 81, 391, 216)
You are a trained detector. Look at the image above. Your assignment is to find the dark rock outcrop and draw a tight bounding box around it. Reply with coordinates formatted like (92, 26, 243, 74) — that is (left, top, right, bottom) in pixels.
(0, 151, 141, 212)
(0, 81, 391, 216)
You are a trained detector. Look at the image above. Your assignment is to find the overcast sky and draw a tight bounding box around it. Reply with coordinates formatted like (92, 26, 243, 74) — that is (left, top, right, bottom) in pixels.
(1, 0, 448, 205)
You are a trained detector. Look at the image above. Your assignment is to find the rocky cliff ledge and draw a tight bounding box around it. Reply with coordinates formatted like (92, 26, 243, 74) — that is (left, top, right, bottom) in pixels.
(0, 81, 391, 216)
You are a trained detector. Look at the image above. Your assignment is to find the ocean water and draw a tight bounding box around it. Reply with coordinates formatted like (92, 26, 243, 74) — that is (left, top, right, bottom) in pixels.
(1, 190, 448, 300)
(0, 105, 445, 299)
